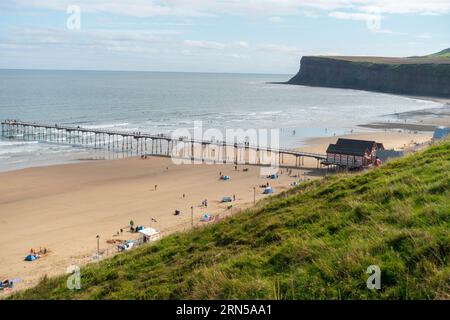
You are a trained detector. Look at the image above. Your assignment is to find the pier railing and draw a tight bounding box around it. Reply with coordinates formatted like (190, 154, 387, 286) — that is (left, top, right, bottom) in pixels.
(1, 119, 326, 168)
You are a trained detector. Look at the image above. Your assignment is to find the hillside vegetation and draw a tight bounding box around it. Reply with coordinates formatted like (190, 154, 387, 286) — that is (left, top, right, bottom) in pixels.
(423, 48, 450, 59)
(10, 140, 450, 300)
(288, 48, 450, 97)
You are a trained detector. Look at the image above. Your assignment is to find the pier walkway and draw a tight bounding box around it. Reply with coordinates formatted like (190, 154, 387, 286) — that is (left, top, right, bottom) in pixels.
(1, 120, 326, 168)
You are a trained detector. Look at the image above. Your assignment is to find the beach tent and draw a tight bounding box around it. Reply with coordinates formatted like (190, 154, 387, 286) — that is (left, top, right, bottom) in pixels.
(200, 214, 214, 222)
(24, 254, 37, 261)
(222, 196, 232, 202)
(270, 174, 278, 179)
(117, 241, 135, 252)
(221, 175, 230, 181)
(138, 227, 160, 237)
(138, 227, 161, 241)
(263, 187, 273, 194)
(433, 127, 450, 140)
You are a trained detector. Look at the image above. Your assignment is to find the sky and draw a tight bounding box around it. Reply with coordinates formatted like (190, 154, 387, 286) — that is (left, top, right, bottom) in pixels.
(0, 0, 449, 74)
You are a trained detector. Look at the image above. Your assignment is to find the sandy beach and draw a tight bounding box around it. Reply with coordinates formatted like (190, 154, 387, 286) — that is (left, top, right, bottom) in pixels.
(0, 155, 314, 294)
(2, 94, 450, 295)
(0, 120, 439, 296)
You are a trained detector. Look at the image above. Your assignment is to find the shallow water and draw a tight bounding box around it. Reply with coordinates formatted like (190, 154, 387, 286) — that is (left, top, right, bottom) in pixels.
(0, 70, 441, 171)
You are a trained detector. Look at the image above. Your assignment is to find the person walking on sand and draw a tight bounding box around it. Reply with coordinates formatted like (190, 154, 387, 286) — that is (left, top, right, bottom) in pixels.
(204, 199, 208, 208)
(233, 194, 236, 201)
(154, 184, 158, 191)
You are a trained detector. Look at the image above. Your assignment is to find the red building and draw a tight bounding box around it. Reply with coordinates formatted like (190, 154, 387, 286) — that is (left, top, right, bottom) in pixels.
(323, 138, 383, 169)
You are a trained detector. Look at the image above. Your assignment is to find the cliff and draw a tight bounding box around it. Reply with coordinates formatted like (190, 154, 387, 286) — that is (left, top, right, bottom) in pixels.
(288, 53, 450, 97)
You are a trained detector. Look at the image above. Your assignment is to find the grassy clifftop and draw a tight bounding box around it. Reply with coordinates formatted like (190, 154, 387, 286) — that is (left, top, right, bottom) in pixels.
(423, 48, 450, 58)
(288, 49, 450, 97)
(11, 141, 450, 300)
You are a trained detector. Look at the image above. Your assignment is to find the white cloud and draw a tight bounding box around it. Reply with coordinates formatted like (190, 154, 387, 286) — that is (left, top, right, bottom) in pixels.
(183, 40, 250, 50)
(0, 27, 176, 54)
(260, 44, 301, 55)
(329, 11, 380, 22)
(183, 40, 226, 50)
(8, 0, 450, 18)
(416, 33, 432, 39)
(268, 16, 284, 23)
(229, 53, 249, 59)
(329, 11, 400, 34)
(233, 41, 250, 48)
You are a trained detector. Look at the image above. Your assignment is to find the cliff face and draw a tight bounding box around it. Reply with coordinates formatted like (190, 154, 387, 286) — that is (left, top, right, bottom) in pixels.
(288, 56, 450, 97)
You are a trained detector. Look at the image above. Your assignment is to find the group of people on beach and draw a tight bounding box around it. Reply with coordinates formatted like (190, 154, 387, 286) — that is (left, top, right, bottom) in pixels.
(30, 247, 47, 255)
(0, 279, 14, 291)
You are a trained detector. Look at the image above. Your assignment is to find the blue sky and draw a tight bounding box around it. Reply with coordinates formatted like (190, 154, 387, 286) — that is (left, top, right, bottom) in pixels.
(0, 0, 449, 74)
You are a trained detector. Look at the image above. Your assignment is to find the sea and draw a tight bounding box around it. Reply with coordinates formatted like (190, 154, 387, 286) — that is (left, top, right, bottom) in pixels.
(0, 69, 442, 172)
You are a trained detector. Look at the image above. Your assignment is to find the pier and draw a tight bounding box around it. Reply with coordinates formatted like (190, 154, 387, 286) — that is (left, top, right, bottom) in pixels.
(1, 120, 326, 168)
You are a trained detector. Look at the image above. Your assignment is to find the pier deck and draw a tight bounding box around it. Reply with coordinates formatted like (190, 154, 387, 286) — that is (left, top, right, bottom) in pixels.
(1, 120, 326, 168)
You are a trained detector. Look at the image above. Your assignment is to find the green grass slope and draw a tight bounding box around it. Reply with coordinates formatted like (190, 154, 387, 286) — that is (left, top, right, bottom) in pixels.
(10, 141, 450, 300)
(411, 48, 450, 59)
(426, 48, 450, 58)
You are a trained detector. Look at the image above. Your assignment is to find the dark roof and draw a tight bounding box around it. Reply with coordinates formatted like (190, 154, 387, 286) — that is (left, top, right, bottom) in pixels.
(376, 143, 385, 150)
(326, 138, 376, 156)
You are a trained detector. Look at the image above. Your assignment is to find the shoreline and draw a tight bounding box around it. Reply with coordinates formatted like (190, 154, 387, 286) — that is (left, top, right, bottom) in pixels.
(0, 156, 317, 295)
(0, 130, 435, 296)
(1, 94, 449, 296)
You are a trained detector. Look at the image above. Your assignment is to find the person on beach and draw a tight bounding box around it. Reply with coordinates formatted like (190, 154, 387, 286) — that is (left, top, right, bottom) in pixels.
(233, 194, 236, 201)
(183, 193, 185, 199)
(204, 199, 208, 208)
(129, 220, 134, 231)
(154, 184, 158, 191)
